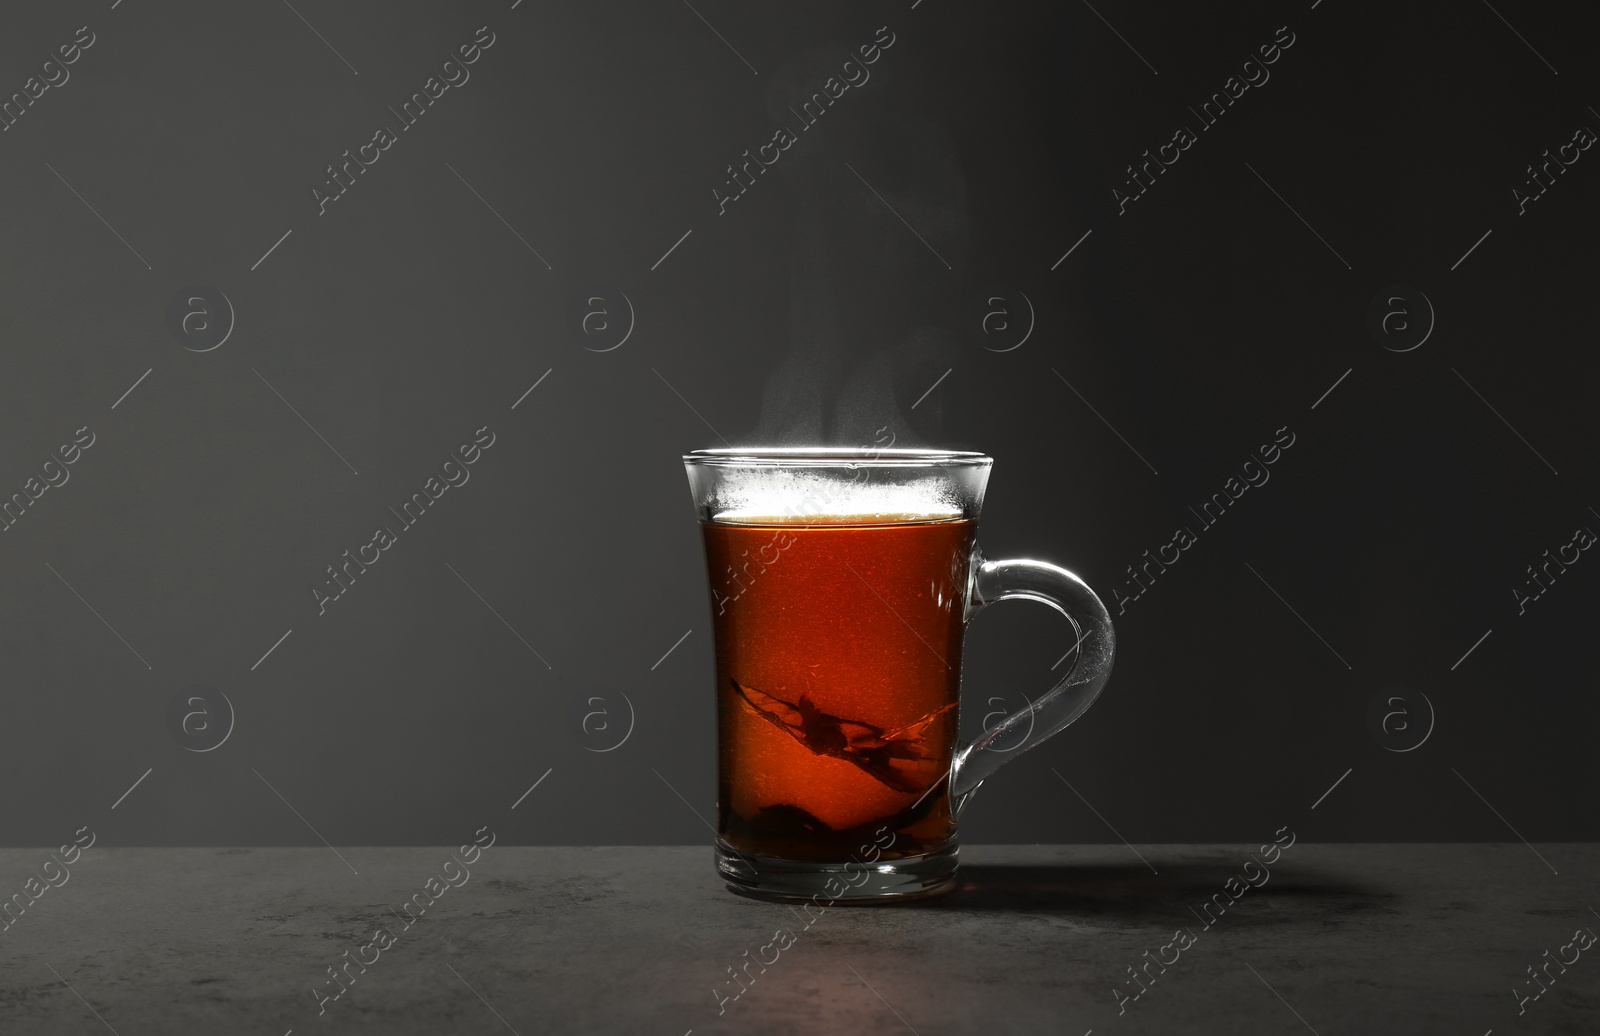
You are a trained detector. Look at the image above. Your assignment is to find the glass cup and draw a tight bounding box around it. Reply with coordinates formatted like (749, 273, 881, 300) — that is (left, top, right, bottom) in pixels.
(682, 448, 1117, 902)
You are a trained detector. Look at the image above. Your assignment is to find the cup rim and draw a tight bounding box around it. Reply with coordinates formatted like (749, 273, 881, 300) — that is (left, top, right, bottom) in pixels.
(683, 447, 992, 468)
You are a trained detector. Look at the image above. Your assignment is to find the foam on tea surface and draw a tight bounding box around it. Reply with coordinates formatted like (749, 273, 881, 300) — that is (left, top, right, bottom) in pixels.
(710, 468, 963, 525)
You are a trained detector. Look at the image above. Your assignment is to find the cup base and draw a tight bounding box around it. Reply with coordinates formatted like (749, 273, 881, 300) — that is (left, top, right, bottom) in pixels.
(715, 840, 959, 903)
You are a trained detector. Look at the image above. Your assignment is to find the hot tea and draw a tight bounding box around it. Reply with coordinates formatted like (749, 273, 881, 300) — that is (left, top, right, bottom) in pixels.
(703, 514, 976, 862)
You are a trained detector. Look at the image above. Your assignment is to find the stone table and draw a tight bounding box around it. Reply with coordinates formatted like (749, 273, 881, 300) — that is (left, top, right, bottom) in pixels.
(1, 844, 1596, 1034)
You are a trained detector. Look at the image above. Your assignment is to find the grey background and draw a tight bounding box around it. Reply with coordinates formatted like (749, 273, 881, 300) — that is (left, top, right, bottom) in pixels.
(1, 0, 1595, 849)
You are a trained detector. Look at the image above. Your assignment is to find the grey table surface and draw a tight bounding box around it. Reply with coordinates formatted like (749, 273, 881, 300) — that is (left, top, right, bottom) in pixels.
(1, 843, 1596, 1035)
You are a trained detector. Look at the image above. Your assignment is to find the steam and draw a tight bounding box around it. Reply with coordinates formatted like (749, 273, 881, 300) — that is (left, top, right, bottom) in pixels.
(744, 37, 967, 447)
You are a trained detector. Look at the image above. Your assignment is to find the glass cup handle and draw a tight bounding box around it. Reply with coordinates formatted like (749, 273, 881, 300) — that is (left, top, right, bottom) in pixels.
(949, 546, 1117, 813)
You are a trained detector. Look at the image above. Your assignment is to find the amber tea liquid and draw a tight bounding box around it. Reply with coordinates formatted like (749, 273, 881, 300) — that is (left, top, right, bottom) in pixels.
(703, 514, 976, 862)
